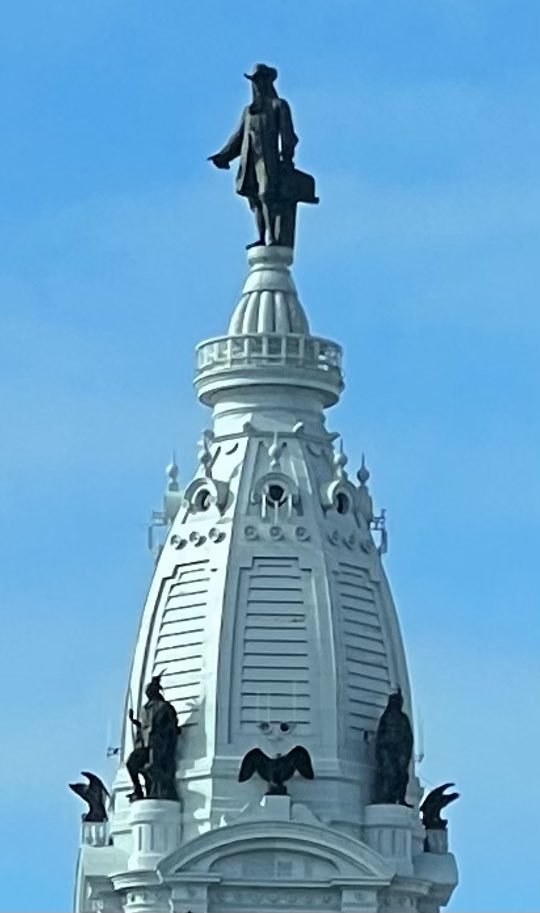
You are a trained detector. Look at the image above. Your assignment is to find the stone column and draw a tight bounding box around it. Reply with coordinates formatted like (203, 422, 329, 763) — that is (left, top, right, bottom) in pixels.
(363, 804, 414, 875)
(128, 800, 182, 871)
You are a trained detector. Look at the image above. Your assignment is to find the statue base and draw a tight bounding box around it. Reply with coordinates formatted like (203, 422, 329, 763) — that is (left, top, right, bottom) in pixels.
(260, 793, 292, 820)
(127, 799, 181, 871)
(424, 828, 449, 854)
(363, 803, 414, 875)
(81, 819, 109, 847)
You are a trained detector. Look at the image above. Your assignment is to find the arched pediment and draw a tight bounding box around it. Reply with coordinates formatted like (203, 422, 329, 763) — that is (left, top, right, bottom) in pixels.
(158, 820, 393, 883)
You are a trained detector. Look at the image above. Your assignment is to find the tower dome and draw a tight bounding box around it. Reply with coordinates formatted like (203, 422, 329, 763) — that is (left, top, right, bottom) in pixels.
(228, 246, 309, 334)
(72, 66, 458, 913)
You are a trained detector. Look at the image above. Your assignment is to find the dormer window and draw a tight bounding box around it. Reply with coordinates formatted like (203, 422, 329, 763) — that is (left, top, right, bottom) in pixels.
(336, 492, 350, 515)
(251, 472, 301, 520)
(266, 483, 287, 507)
(194, 489, 212, 512)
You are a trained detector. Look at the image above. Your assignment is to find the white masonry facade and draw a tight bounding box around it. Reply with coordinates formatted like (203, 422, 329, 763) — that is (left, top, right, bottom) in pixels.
(74, 245, 458, 913)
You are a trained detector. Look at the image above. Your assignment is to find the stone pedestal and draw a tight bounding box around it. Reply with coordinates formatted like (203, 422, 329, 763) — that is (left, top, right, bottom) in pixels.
(81, 820, 109, 847)
(128, 799, 181, 871)
(424, 828, 448, 854)
(260, 793, 292, 820)
(363, 804, 414, 875)
(414, 847, 459, 909)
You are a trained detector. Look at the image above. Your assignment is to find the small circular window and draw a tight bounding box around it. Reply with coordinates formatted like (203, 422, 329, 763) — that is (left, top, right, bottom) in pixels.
(194, 489, 211, 512)
(266, 483, 286, 506)
(336, 492, 350, 515)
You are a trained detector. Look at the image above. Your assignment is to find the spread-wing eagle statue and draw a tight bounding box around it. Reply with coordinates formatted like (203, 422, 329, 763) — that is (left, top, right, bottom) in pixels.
(69, 771, 110, 822)
(420, 782, 460, 830)
(238, 745, 314, 795)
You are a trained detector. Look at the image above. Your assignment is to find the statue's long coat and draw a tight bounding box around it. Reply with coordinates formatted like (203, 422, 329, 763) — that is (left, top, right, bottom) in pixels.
(216, 96, 298, 201)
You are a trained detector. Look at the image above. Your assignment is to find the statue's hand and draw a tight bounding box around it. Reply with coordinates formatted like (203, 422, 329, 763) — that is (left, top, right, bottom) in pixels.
(128, 708, 135, 722)
(208, 153, 230, 170)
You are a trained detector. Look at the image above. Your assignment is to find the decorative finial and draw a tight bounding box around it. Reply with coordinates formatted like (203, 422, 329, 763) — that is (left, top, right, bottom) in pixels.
(357, 453, 370, 486)
(166, 452, 180, 492)
(208, 65, 318, 250)
(268, 432, 286, 469)
(356, 453, 374, 524)
(198, 430, 215, 479)
(333, 438, 348, 480)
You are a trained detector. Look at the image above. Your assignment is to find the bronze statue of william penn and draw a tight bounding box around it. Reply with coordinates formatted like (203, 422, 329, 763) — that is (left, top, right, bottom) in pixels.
(209, 64, 318, 250)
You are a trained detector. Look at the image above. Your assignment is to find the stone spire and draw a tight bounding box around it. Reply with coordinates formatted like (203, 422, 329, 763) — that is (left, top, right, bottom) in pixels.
(73, 70, 458, 913)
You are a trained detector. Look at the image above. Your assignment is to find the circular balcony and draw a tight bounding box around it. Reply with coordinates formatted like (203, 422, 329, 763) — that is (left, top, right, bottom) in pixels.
(194, 332, 344, 407)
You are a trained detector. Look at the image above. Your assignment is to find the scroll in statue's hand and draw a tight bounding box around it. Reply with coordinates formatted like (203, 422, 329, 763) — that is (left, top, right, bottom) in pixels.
(208, 154, 230, 170)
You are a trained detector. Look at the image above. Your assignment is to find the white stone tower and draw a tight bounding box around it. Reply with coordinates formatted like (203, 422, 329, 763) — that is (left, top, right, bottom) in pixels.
(73, 243, 458, 912)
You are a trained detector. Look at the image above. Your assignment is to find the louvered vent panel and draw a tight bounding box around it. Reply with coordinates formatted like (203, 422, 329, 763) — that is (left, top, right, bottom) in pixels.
(339, 562, 390, 732)
(240, 557, 311, 731)
(153, 560, 210, 726)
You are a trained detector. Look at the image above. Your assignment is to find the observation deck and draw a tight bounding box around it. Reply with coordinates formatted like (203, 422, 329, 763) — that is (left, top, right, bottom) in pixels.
(194, 246, 344, 407)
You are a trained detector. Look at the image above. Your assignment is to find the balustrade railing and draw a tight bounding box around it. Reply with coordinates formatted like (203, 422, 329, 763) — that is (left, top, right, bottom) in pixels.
(196, 333, 342, 374)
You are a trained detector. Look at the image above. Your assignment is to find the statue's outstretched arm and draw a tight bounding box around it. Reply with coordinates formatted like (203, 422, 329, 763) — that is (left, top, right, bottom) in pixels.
(209, 110, 245, 168)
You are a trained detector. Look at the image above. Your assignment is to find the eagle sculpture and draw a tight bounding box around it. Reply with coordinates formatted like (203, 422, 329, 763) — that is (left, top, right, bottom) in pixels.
(69, 771, 109, 822)
(420, 782, 460, 830)
(238, 745, 314, 795)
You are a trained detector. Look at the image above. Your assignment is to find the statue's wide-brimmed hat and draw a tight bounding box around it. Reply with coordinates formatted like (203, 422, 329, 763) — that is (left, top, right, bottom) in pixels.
(244, 63, 278, 83)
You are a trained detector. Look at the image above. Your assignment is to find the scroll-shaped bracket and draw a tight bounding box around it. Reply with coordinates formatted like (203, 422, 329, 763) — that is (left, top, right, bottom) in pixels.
(198, 429, 219, 480)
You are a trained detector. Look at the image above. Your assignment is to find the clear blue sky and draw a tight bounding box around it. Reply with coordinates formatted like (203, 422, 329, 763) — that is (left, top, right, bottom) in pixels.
(1, 1, 539, 910)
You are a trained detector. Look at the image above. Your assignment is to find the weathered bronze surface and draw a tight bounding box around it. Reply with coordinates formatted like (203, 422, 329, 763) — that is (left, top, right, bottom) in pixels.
(126, 674, 180, 802)
(421, 782, 460, 830)
(209, 64, 318, 249)
(373, 689, 414, 806)
(239, 744, 315, 795)
(69, 771, 109, 822)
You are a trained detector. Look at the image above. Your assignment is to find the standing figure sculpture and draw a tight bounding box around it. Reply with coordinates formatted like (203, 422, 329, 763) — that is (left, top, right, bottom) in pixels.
(126, 674, 180, 802)
(208, 63, 318, 250)
(373, 688, 414, 806)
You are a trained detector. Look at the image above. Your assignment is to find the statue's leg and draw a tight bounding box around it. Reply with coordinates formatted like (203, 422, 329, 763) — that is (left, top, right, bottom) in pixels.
(246, 200, 266, 249)
(260, 191, 277, 245)
(126, 748, 146, 800)
(277, 203, 296, 249)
